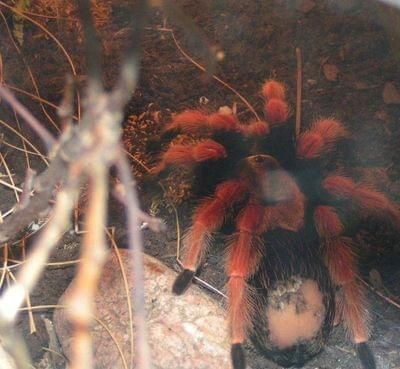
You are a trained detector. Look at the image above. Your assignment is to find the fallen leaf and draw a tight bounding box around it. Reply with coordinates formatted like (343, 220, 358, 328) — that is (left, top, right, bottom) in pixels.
(374, 110, 390, 122)
(297, 0, 315, 13)
(383, 82, 400, 104)
(323, 64, 339, 81)
(353, 81, 369, 90)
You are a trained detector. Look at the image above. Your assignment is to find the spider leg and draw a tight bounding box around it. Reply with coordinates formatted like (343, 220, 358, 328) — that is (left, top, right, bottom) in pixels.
(322, 175, 400, 227)
(262, 80, 289, 124)
(164, 103, 272, 143)
(207, 112, 243, 132)
(314, 205, 345, 326)
(325, 237, 375, 369)
(227, 202, 265, 369)
(297, 118, 349, 160)
(314, 205, 376, 369)
(208, 111, 271, 138)
(164, 109, 209, 134)
(172, 180, 248, 294)
(241, 120, 270, 137)
(165, 109, 243, 135)
(150, 139, 227, 174)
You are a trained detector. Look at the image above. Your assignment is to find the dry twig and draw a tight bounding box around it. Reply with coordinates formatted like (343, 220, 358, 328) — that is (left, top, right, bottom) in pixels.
(295, 47, 302, 138)
(0, 1, 160, 369)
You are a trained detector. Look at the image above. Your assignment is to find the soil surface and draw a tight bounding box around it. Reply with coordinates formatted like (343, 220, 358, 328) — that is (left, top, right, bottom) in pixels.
(0, 0, 399, 368)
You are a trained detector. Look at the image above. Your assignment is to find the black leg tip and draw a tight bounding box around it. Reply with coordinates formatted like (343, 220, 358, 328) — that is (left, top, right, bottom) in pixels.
(356, 342, 376, 369)
(231, 343, 246, 369)
(172, 269, 195, 295)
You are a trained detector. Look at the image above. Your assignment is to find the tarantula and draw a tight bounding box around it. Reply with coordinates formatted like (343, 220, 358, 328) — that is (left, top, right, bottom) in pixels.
(149, 80, 399, 369)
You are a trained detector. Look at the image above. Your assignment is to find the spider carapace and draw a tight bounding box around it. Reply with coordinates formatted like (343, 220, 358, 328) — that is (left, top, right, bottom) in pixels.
(150, 80, 399, 369)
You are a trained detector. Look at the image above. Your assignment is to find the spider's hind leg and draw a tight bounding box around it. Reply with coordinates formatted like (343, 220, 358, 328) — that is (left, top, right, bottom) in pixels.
(314, 205, 376, 369)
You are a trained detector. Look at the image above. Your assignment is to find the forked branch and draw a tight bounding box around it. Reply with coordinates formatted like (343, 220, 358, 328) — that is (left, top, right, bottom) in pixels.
(0, 1, 159, 369)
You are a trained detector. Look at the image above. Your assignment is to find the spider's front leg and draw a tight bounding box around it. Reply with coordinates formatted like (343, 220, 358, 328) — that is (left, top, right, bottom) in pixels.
(172, 179, 248, 294)
(150, 139, 227, 175)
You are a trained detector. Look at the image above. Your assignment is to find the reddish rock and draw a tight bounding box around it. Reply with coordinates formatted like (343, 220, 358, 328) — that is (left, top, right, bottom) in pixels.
(54, 250, 230, 369)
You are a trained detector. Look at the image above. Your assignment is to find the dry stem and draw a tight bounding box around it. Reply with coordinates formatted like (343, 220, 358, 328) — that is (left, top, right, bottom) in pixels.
(67, 166, 108, 369)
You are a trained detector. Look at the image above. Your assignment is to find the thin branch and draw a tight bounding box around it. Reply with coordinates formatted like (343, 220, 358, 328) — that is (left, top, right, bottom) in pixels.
(0, 179, 22, 193)
(295, 47, 302, 138)
(0, 183, 77, 324)
(0, 182, 78, 369)
(113, 182, 166, 232)
(357, 276, 400, 310)
(0, 152, 20, 202)
(158, 0, 216, 77)
(0, 9, 60, 133)
(67, 165, 108, 369)
(168, 28, 261, 121)
(0, 1, 81, 119)
(58, 76, 75, 129)
(18, 168, 36, 209)
(4, 83, 78, 121)
(0, 154, 68, 243)
(112, 0, 149, 108)
(116, 148, 152, 369)
(0, 119, 49, 165)
(0, 86, 56, 149)
(76, 0, 102, 83)
(107, 229, 135, 369)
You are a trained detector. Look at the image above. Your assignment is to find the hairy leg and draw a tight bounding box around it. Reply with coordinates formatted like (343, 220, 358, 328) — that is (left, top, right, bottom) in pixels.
(262, 80, 289, 124)
(151, 139, 227, 174)
(297, 118, 349, 160)
(226, 202, 265, 369)
(172, 179, 248, 294)
(165, 109, 243, 135)
(322, 175, 400, 227)
(314, 206, 375, 369)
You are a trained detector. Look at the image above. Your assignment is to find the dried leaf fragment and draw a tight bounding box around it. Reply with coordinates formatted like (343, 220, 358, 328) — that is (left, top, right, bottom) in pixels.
(297, 0, 316, 13)
(383, 82, 400, 104)
(323, 64, 339, 81)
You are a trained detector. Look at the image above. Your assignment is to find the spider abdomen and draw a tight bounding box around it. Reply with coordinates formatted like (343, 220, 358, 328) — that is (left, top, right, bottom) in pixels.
(250, 229, 335, 367)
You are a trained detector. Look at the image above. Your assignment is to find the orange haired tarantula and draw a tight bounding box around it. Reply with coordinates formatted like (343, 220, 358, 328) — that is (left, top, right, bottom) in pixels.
(150, 80, 399, 369)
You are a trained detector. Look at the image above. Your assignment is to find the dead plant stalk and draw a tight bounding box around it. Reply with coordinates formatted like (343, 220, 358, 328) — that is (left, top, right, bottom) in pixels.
(0, 1, 155, 369)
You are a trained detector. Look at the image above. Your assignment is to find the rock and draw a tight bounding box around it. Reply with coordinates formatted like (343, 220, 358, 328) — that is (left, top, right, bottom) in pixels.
(383, 82, 400, 104)
(323, 64, 339, 81)
(54, 251, 230, 369)
(0, 343, 17, 369)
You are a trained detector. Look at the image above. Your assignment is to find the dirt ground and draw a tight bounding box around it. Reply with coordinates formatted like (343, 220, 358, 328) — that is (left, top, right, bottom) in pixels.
(0, 0, 400, 368)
